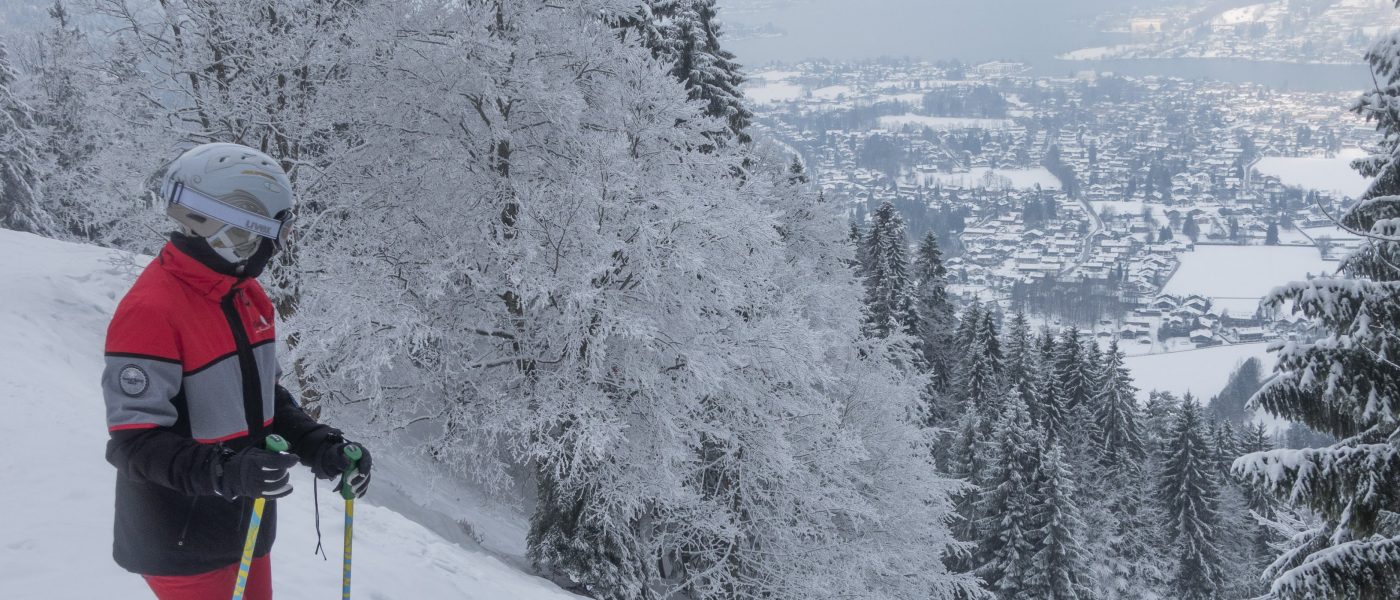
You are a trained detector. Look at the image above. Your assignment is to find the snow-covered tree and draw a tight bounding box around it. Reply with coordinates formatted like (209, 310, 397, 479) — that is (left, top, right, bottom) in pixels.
(1233, 15, 1400, 599)
(277, 2, 978, 599)
(977, 396, 1044, 597)
(1002, 312, 1042, 420)
(914, 231, 957, 391)
(0, 36, 47, 234)
(860, 201, 919, 340)
(1094, 340, 1144, 471)
(658, 0, 751, 146)
(27, 0, 101, 239)
(1158, 397, 1224, 600)
(1054, 328, 1094, 413)
(1025, 444, 1091, 600)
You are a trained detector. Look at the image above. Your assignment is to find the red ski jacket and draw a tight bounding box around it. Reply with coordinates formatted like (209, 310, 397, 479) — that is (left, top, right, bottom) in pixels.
(102, 238, 327, 576)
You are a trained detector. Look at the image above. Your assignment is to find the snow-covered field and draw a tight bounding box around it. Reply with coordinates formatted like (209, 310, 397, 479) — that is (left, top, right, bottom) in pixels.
(1162, 245, 1334, 312)
(877, 114, 1012, 130)
(1254, 148, 1371, 198)
(917, 167, 1061, 190)
(746, 81, 805, 103)
(0, 230, 580, 600)
(1123, 342, 1276, 404)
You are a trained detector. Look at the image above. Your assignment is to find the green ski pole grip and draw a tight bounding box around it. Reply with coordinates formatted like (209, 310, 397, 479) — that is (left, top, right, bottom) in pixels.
(265, 434, 289, 453)
(340, 444, 363, 500)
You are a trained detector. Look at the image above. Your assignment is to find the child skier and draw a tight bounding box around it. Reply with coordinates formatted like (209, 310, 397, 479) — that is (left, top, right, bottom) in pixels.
(102, 143, 372, 599)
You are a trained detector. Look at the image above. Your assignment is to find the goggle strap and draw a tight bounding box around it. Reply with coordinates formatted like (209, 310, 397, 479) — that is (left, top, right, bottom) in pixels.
(169, 182, 286, 242)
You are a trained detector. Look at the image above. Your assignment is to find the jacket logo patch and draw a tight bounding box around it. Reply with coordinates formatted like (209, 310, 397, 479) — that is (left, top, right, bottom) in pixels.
(118, 365, 149, 397)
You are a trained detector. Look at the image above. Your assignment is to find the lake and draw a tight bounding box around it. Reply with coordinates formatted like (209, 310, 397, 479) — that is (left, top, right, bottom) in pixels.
(723, 0, 1370, 92)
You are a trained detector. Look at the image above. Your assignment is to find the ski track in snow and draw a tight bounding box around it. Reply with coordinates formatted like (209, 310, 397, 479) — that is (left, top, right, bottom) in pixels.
(0, 230, 581, 600)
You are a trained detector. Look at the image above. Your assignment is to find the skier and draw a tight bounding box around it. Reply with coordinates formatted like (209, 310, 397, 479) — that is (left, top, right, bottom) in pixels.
(102, 143, 373, 599)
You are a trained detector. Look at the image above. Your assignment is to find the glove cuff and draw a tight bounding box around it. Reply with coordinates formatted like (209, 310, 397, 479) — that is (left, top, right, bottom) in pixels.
(292, 425, 343, 465)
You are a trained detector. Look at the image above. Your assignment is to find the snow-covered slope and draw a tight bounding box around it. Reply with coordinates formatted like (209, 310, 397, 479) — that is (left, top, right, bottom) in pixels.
(0, 230, 580, 600)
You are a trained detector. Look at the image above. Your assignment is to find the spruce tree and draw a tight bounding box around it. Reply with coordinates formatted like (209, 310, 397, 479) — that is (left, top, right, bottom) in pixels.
(664, 0, 752, 145)
(1025, 444, 1091, 600)
(1234, 15, 1400, 598)
(860, 201, 918, 339)
(1054, 328, 1093, 413)
(914, 232, 957, 391)
(1003, 312, 1042, 422)
(0, 37, 48, 234)
(945, 409, 985, 574)
(1094, 340, 1144, 471)
(1158, 397, 1224, 600)
(977, 396, 1044, 597)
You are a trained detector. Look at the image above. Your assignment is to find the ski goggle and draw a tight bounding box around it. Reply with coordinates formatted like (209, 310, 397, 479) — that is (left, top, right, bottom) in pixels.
(163, 180, 297, 252)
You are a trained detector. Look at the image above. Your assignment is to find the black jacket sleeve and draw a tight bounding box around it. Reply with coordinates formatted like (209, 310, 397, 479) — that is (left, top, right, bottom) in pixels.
(272, 385, 340, 462)
(106, 429, 220, 496)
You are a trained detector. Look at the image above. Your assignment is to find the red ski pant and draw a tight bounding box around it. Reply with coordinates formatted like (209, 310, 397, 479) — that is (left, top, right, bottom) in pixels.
(143, 555, 271, 600)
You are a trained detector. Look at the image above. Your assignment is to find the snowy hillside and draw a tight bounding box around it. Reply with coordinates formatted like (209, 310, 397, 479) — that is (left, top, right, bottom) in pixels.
(0, 230, 581, 600)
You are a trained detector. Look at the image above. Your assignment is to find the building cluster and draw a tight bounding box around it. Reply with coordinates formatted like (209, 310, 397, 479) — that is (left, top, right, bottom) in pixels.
(749, 58, 1372, 349)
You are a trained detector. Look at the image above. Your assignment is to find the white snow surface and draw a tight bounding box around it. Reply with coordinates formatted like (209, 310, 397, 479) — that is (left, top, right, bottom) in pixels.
(1123, 342, 1276, 404)
(0, 230, 580, 600)
(1162, 245, 1334, 304)
(918, 167, 1061, 190)
(876, 114, 1012, 130)
(1254, 149, 1371, 198)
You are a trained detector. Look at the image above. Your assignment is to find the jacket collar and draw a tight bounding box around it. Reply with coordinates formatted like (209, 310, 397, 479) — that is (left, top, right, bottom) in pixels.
(157, 240, 248, 303)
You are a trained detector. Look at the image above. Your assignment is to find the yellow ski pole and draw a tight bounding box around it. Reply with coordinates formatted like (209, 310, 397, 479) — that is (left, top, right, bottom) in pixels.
(232, 434, 289, 600)
(340, 445, 363, 600)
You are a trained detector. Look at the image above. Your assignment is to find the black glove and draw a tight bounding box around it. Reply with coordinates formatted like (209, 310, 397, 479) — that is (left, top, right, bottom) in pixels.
(304, 431, 373, 499)
(213, 446, 298, 499)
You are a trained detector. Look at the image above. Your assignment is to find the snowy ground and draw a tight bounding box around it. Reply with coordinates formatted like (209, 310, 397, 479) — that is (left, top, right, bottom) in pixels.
(876, 114, 1012, 131)
(1123, 342, 1276, 404)
(917, 167, 1061, 190)
(1161, 245, 1335, 315)
(1254, 149, 1370, 198)
(0, 230, 580, 600)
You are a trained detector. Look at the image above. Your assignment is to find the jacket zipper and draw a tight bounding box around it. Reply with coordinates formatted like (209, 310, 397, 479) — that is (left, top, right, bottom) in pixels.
(220, 288, 266, 442)
(176, 496, 199, 547)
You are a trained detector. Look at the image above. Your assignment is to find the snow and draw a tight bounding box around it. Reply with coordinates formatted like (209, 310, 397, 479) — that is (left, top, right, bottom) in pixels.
(746, 82, 806, 103)
(1056, 44, 1151, 61)
(1162, 245, 1335, 304)
(1123, 342, 1276, 404)
(1215, 3, 1275, 26)
(810, 84, 854, 100)
(0, 230, 581, 600)
(876, 114, 1012, 130)
(876, 92, 927, 104)
(1254, 149, 1371, 198)
(918, 167, 1061, 190)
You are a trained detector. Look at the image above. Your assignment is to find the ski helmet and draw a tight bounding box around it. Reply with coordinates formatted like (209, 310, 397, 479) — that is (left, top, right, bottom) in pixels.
(155, 143, 296, 264)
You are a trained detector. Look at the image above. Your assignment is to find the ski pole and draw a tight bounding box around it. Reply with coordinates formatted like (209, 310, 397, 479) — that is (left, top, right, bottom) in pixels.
(233, 434, 289, 600)
(340, 444, 363, 600)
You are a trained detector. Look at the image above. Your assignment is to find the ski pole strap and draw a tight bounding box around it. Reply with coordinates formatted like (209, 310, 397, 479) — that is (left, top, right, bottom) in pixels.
(339, 444, 363, 500)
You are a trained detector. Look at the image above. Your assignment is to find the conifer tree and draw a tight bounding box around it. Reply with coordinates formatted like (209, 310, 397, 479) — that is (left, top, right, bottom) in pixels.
(1094, 340, 1144, 471)
(860, 201, 918, 339)
(1234, 15, 1400, 598)
(914, 231, 957, 391)
(1158, 397, 1224, 600)
(1143, 391, 1182, 455)
(1054, 328, 1093, 413)
(664, 0, 752, 145)
(0, 37, 48, 234)
(1002, 312, 1042, 420)
(977, 396, 1044, 597)
(957, 309, 1006, 420)
(1025, 444, 1091, 600)
(945, 410, 986, 574)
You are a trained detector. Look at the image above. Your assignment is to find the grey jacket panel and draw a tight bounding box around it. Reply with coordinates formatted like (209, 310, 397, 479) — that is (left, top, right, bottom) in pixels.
(103, 356, 182, 430)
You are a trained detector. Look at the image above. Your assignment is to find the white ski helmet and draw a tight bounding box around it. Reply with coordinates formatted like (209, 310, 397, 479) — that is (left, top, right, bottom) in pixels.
(156, 143, 296, 263)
